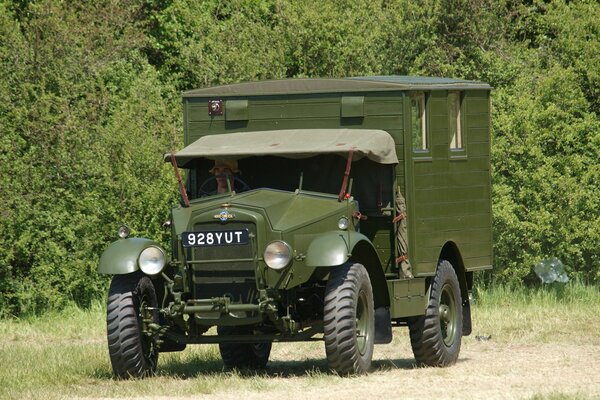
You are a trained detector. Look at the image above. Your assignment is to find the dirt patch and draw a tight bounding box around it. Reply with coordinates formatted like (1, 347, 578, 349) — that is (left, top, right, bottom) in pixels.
(267, 341, 599, 399)
(92, 338, 600, 400)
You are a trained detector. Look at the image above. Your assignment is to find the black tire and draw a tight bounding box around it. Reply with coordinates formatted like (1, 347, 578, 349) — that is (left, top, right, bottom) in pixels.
(323, 262, 375, 375)
(107, 273, 159, 378)
(218, 326, 272, 369)
(408, 260, 463, 367)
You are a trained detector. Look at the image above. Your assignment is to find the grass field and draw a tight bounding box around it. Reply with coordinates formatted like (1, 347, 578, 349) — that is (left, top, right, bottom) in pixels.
(1, 282, 598, 400)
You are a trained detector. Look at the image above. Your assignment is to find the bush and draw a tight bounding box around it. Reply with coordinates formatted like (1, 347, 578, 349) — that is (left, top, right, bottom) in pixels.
(1, 0, 598, 316)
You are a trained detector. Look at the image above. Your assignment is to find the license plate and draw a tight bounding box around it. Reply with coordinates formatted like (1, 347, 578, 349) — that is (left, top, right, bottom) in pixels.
(182, 229, 249, 247)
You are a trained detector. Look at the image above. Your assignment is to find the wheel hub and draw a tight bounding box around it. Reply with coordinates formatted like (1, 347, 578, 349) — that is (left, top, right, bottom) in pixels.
(356, 289, 371, 355)
(139, 299, 158, 367)
(439, 285, 457, 347)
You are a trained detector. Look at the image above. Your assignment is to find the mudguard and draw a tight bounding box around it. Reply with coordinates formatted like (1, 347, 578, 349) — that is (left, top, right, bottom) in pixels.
(305, 231, 374, 267)
(98, 237, 164, 275)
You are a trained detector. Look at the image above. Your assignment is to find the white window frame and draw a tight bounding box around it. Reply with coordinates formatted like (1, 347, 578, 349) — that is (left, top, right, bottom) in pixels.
(411, 92, 428, 151)
(449, 91, 463, 150)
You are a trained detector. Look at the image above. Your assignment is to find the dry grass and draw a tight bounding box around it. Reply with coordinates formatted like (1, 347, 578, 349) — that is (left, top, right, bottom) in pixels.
(1, 284, 599, 400)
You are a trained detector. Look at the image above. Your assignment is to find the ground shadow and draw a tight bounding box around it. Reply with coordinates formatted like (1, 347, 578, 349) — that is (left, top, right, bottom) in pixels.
(371, 358, 418, 371)
(155, 355, 419, 379)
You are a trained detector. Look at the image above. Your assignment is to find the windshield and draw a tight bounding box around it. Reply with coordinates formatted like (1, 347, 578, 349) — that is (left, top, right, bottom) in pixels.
(186, 154, 394, 213)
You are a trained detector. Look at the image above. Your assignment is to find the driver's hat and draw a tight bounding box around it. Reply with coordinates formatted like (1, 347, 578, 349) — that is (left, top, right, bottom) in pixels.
(209, 159, 240, 174)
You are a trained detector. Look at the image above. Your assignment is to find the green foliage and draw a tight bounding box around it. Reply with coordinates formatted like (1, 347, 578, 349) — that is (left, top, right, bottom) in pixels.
(144, 0, 287, 90)
(278, 0, 388, 77)
(491, 1, 600, 284)
(0, 1, 179, 316)
(0, 0, 598, 316)
(474, 280, 600, 308)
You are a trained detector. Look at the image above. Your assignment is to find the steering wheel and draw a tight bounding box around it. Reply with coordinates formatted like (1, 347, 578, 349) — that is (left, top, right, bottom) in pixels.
(197, 175, 251, 196)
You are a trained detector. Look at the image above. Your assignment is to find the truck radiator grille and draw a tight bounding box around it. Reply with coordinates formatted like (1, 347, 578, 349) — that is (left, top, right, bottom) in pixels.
(190, 222, 257, 304)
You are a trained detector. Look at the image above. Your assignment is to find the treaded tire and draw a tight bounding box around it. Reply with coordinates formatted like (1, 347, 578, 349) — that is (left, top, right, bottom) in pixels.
(218, 326, 272, 369)
(408, 260, 463, 367)
(323, 262, 374, 375)
(107, 273, 159, 378)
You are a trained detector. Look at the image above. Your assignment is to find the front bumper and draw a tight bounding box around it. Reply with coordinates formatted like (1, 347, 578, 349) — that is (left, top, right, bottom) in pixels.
(163, 295, 277, 326)
(153, 294, 324, 345)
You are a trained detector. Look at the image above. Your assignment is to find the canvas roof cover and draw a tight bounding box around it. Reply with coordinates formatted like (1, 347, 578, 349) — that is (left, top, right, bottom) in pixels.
(167, 129, 398, 167)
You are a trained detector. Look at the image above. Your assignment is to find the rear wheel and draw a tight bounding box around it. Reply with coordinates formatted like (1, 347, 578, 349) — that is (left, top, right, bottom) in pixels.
(323, 262, 374, 375)
(408, 260, 462, 367)
(218, 326, 272, 369)
(106, 273, 159, 378)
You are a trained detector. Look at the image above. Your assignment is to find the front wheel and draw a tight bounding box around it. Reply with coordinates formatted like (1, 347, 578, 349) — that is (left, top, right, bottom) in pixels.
(408, 260, 463, 367)
(106, 273, 159, 378)
(323, 262, 375, 375)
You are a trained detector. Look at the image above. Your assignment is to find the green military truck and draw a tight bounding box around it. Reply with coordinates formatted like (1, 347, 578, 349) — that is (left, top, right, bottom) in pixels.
(98, 76, 492, 377)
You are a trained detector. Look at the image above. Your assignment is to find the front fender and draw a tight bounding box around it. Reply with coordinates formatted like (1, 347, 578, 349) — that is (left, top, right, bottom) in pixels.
(305, 231, 372, 267)
(98, 237, 163, 275)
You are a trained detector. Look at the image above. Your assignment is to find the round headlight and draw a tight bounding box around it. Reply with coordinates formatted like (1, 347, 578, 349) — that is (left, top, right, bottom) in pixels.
(263, 241, 292, 270)
(138, 246, 165, 275)
(117, 225, 130, 239)
(338, 217, 349, 230)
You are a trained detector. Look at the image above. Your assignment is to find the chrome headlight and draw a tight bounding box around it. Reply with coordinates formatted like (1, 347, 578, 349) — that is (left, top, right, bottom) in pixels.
(117, 225, 130, 239)
(138, 246, 165, 275)
(338, 217, 349, 230)
(263, 241, 292, 270)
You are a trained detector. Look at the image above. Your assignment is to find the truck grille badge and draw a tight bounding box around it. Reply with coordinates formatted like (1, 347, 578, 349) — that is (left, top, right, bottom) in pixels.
(214, 210, 235, 222)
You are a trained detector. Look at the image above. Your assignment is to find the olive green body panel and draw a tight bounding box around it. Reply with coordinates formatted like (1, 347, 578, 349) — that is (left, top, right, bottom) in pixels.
(358, 216, 395, 275)
(304, 231, 370, 267)
(402, 90, 493, 278)
(387, 278, 428, 318)
(171, 190, 351, 237)
(287, 229, 389, 305)
(98, 237, 163, 275)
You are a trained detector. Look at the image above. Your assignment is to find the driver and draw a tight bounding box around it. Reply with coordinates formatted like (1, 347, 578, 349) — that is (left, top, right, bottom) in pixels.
(209, 159, 240, 194)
